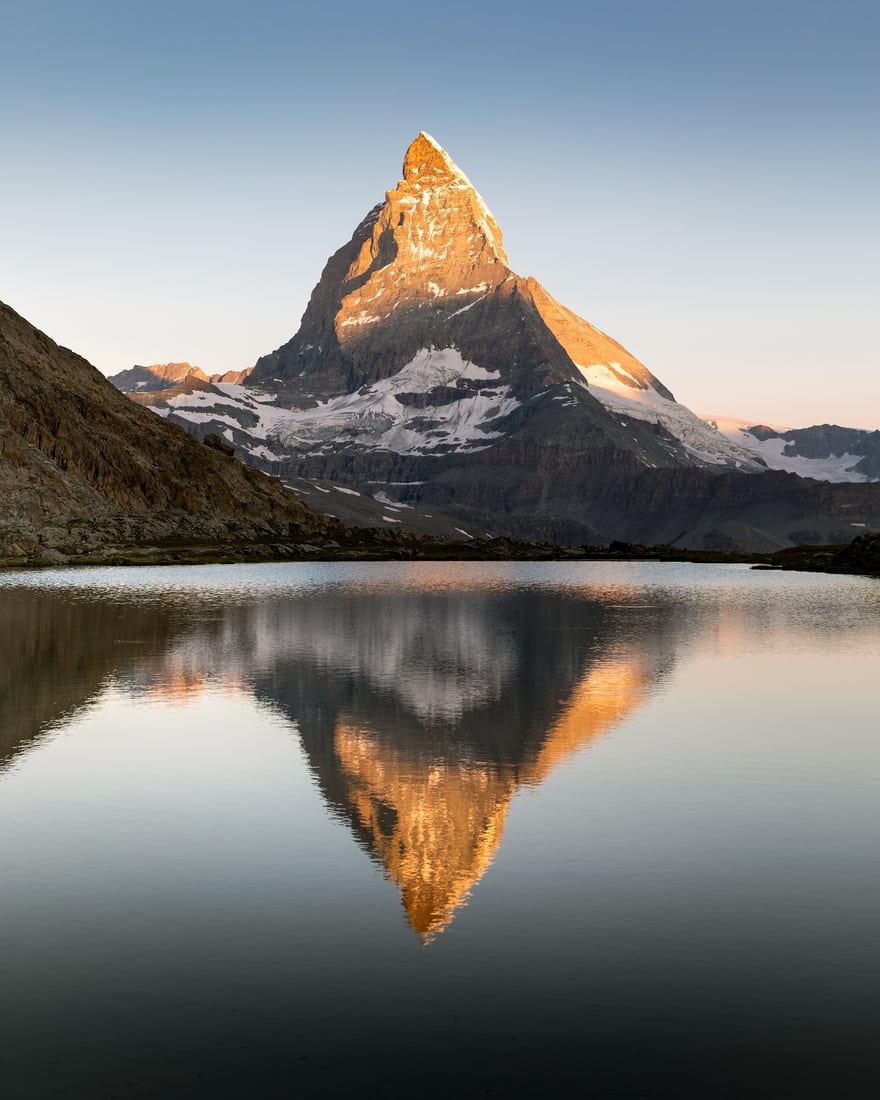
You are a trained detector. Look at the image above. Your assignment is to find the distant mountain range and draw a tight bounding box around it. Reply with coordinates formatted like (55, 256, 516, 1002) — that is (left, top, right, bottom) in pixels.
(705, 416, 880, 482)
(107, 133, 880, 551)
(111, 362, 254, 391)
(116, 362, 880, 488)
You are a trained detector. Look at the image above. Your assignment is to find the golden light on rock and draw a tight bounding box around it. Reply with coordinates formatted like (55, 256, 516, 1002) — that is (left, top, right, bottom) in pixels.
(332, 648, 657, 942)
(146, 670, 249, 704)
(334, 132, 509, 343)
(523, 653, 657, 788)
(334, 719, 514, 943)
(526, 279, 666, 397)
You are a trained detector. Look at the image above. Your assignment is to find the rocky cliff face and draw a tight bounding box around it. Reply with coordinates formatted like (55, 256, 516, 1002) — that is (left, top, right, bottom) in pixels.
(0, 300, 325, 558)
(108, 362, 210, 391)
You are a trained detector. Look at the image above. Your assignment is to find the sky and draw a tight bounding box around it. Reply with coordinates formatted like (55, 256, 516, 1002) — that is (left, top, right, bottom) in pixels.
(2, 0, 878, 429)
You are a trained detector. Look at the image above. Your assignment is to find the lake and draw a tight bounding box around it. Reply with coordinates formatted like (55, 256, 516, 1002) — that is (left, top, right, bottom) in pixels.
(1, 561, 877, 1098)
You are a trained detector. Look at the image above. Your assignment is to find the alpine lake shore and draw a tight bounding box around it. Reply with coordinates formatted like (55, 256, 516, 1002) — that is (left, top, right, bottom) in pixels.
(2, 527, 878, 577)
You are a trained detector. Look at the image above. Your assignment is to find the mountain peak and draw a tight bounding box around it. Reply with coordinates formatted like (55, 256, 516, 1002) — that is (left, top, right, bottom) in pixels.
(402, 131, 453, 179)
(393, 132, 507, 267)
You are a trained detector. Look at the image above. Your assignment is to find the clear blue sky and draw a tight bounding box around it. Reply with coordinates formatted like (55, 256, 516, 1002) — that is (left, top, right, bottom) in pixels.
(2, 0, 878, 428)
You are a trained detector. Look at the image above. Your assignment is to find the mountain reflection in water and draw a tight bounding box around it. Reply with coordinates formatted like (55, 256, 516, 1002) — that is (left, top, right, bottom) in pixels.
(253, 587, 673, 940)
(329, 645, 657, 941)
(0, 576, 679, 939)
(2, 563, 879, 1099)
(0, 588, 181, 764)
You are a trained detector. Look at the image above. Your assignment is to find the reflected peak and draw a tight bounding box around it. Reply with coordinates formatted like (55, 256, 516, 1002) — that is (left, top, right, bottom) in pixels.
(334, 720, 512, 941)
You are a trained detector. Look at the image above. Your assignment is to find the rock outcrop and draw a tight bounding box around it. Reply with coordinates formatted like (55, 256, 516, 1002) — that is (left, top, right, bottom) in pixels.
(210, 367, 254, 385)
(108, 362, 210, 391)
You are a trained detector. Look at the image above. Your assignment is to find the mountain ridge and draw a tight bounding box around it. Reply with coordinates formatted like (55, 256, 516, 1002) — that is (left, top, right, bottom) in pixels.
(705, 415, 880, 482)
(109, 362, 254, 391)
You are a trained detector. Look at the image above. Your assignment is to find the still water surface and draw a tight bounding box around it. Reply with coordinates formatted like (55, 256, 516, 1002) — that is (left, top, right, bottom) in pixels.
(1, 562, 878, 1097)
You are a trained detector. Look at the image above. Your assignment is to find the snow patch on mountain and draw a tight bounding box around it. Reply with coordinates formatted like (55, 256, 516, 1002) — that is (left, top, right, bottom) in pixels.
(703, 415, 871, 482)
(576, 362, 762, 470)
(268, 347, 520, 456)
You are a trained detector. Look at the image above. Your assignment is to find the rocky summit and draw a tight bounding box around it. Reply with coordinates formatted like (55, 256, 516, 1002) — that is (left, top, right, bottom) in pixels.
(0, 300, 329, 561)
(115, 133, 880, 550)
(249, 133, 759, 475)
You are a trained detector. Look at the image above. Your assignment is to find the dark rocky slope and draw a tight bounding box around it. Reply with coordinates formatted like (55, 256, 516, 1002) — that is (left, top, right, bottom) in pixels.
(0, 300, 329, 558)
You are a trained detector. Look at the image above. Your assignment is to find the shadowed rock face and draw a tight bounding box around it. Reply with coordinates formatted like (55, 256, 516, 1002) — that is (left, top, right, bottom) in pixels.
(0, 300, 322, 555)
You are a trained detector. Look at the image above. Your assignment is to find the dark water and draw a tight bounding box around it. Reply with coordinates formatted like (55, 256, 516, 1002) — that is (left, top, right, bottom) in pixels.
(0, 562, 878, 1098)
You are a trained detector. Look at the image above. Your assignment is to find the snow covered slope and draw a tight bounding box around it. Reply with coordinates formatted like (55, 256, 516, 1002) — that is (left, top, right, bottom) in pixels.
(271, 348, 519, 455)
(704, 416, 879, 483)
(575, 363, 761, 469)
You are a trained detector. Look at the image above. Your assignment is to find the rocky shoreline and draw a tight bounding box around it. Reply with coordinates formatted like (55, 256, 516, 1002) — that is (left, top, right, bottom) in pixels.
(2, 529, 877, 578)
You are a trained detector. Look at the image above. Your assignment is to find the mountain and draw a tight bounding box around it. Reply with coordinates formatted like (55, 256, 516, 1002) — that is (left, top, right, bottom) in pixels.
(248, 133, 760, 474)
(109, 362, 210, 391)
(705, 416, 880, 482)
(0, 300, 328, 560)
(108, 362, 254, 391)
(112, 133, 880, 550)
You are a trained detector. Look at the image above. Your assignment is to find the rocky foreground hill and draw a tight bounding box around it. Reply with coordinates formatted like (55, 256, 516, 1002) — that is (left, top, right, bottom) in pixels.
(0, 300, 334, 562)
(120, 133, 880, 552)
